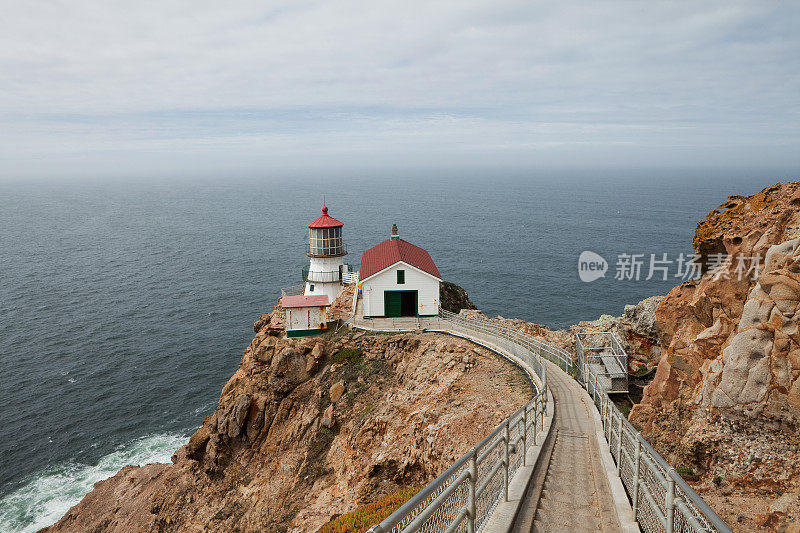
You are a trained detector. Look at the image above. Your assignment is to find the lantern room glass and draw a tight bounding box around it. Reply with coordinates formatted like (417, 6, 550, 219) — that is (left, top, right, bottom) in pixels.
(308, 227, 345, 256)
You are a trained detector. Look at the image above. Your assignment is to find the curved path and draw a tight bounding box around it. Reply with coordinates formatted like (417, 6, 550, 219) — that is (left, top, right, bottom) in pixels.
(352, 315, 637, 533)
(512, 361, 622, 532)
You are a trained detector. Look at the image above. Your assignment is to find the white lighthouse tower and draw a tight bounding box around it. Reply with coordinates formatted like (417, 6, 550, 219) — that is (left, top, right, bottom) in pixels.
(303, 206, 347, 302)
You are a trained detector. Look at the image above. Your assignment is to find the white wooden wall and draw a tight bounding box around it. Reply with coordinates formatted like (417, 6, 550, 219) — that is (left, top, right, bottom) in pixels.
(362, 262, 440, 317)
(286, 306, 327, 331)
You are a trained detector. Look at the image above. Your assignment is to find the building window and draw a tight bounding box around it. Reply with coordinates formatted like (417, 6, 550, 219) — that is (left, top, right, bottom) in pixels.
(309, 284, 315, 291)
(397, 270, 405, 284)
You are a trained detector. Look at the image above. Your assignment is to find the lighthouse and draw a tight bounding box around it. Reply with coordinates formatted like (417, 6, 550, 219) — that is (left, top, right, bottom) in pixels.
(303, 206, 348, 302)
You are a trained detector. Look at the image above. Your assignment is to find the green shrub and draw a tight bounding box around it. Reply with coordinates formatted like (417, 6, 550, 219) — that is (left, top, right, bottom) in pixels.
(319, 488, 420, 533)
(332, 348, 363, 365)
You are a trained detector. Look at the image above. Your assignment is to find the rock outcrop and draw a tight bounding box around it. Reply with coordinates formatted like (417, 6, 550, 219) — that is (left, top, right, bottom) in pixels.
(709, 237, 800, 420)
(629, 181, 800, 531)
(44, 308, 532, 532)
(440, 281, 478, 314)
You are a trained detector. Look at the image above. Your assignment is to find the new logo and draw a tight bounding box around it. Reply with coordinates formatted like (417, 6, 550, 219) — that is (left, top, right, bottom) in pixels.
(578, 251, 608, 282)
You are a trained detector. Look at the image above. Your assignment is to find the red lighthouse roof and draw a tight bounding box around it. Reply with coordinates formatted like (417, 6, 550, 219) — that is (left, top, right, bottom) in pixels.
(359, 238, 441, 281)
(307, 206, 344, 228)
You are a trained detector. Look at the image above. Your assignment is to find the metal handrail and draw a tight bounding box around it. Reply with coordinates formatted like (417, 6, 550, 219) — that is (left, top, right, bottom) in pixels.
(368, 310, 549, 533)
(302, 266, 342, 283)
(364, 310, 730, 533)
(280, 285, 304, 297)
(576, 332, 628, 393)
(342, 271, 359, 284)
(584, 351, 731, 533)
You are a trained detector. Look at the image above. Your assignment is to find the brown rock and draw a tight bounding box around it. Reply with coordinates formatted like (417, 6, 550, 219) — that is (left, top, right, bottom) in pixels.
(321, 404, 335, 428)
(253, 336, 278, 364)
(186, 426, 210, 460)
(329, 381, 346, 403)
(627, 182, 800, 532)
(306, 342, 326, 372)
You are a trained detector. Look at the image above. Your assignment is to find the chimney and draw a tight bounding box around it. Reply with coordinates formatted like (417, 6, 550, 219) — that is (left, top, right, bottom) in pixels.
(391, 224, 399, 240)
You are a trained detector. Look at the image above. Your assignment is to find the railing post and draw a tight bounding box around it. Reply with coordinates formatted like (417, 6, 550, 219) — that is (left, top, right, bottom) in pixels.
(540, 393, 545, 428)
(602, 391, 608, 426)
(616, 414, 623, 474)
(632, 438, 641, 517)
(522, 404, 528, 466)
(666, 470, 676, 533)
(503, 423, 510, 502)
(467, 452, 477, 533)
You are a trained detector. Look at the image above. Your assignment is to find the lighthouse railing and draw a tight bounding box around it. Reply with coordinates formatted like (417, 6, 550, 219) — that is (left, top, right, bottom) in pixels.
(342, 271, 359, 284)
(280, 285, 304, 298)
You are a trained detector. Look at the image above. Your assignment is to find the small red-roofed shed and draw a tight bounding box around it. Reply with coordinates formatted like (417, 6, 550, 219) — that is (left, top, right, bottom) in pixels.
(282, 294, 331, 337)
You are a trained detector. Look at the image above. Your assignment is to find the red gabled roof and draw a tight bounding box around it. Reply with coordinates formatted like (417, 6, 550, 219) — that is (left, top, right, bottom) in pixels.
(308, 206, 343, 228)
(282, 295, 331, 308)
(359, 238, 441, 281)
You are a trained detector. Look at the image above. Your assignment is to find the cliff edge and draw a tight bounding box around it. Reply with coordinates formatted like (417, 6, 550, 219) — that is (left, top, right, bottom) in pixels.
(43, 305, 532, 532)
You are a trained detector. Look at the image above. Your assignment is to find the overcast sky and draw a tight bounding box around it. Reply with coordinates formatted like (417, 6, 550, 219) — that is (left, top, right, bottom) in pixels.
(1, 1, 798, 179)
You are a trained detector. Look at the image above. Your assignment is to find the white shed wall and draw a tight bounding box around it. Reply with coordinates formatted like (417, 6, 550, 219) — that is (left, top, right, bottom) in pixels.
(285, 306, 328, 331)
(362, 262, 440, 317)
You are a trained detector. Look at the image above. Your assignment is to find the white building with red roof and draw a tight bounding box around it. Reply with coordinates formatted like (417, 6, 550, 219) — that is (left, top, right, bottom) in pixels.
(358, 224, 441, 318)
(282, 294, 331, 338)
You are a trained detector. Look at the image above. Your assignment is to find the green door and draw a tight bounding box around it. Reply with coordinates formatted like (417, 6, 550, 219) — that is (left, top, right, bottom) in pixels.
(384, 291, 402, 317)
(400, 291, 417, 316)
(384, 290, 418, 317)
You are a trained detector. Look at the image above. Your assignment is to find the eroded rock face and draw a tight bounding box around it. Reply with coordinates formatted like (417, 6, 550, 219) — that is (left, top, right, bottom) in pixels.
(628, 181, 800, 532)
(708, 237, 800, 421)
(44, 309, 532, 533)
(632, 183, 800, 431)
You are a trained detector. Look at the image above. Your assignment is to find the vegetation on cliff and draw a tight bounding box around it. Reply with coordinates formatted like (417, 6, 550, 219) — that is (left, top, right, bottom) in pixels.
(319, 487, 419, 533)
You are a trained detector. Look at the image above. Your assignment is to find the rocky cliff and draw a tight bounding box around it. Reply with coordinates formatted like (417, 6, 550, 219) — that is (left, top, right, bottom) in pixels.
(457, 182, 800, 531)
(44, 307, 532, 532)
(629, 181, 800, 531)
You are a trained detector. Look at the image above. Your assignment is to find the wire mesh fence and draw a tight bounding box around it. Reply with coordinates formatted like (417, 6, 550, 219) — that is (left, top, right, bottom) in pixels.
(585, 362, 731, 533)
(367, 311, 548, 533)
(364, 310, 730, 533)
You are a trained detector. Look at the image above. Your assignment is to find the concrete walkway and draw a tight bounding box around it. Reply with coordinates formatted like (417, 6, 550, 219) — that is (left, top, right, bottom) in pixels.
(348, 316, 638, 533)
(513, 362, 624, 533)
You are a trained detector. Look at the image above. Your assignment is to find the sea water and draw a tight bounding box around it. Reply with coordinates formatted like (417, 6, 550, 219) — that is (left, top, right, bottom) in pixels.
(0, 170, 784, 531)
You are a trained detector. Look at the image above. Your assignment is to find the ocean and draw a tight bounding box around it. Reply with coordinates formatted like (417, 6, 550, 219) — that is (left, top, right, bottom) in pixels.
(0, 170, 787, 531)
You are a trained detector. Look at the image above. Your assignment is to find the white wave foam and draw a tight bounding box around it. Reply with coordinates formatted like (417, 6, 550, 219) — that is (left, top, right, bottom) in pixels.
(0, 432, 188, 533)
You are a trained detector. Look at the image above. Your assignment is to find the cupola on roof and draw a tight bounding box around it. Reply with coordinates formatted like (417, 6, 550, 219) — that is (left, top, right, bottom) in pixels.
(307, 206, 344, 229)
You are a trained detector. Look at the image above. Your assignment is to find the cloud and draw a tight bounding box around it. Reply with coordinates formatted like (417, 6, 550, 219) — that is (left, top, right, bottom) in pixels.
(1, 0, 798, 178)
